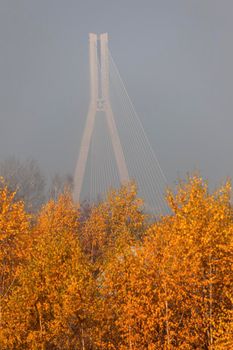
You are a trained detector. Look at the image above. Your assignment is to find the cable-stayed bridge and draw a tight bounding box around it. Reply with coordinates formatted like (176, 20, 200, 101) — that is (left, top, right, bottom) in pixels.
(74, 33, 168, 215)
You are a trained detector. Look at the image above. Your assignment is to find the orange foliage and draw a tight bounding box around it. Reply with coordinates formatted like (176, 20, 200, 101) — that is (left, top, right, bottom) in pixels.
(0, 178, 30, 304)
(0, 176, 232, 349)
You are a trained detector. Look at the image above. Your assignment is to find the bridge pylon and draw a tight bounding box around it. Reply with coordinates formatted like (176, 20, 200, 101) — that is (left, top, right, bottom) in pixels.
(73, 33, 129, 202)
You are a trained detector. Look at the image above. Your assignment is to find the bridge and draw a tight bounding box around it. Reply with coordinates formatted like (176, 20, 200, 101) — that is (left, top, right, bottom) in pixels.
(74, 33, 168, 215)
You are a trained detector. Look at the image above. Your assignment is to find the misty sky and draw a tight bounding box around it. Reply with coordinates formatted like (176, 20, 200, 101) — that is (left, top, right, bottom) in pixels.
(0, 0, 233, 188)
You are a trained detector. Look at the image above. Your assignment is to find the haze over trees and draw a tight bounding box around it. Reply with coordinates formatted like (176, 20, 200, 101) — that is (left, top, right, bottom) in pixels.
(0, 157, 46, 212)
(0, 175, 232, 349)
(0, 157, 73, 212)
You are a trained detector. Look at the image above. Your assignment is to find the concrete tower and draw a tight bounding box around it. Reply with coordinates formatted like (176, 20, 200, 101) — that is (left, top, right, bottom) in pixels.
(73, 33, 129, 202)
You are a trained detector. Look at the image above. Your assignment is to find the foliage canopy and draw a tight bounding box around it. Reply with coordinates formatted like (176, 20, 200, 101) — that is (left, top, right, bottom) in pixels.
(0, 176, 232, 349)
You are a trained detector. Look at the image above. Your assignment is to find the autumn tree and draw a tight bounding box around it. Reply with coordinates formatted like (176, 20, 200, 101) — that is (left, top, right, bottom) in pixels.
(1, 192, 96, 350)
(77, 183, 146, 348)
(0, 178, 31, 346)
(79, 182, 146, 264)
(162, 176, 233, 348)
(97, 176, 233, 349)
(1, 176, 232, 349)
(0, 178, 30, 297)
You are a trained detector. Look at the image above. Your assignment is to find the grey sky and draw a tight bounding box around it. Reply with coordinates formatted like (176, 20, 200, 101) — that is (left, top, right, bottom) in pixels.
(0, 0, 232, 187)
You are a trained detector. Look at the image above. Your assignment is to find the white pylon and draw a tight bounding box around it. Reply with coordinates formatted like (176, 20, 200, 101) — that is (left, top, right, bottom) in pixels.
(73, 33, 129, 202)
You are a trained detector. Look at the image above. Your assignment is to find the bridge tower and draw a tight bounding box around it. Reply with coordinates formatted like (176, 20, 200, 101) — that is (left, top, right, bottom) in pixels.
(73, 33, 129, 202)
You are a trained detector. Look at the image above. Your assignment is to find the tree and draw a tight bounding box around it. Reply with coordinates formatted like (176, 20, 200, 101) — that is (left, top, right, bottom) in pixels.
(1, 192, 96, 350)
(1, 176, 232, 349)
(96, 176, 233, 349)
(0, 178, 31, 347)
(48, 173, 73, 201)
(163, 176, 233, 348)
(79, 182, 145, 264)
(0, 157, 46, 212)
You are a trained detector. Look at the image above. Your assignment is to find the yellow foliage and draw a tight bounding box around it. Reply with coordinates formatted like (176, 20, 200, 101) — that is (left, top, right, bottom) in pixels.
(1, 191, 95, 349)
(0, 177, 232, 349)
(97, 176, 233, 349)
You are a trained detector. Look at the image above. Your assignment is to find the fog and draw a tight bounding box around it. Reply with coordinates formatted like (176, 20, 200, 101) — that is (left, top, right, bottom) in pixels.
(0, 0, 233, 189)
